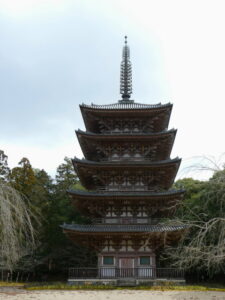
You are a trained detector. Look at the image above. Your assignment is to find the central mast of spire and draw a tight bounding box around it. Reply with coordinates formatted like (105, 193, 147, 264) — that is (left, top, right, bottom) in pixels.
(119, 36, 133, 103)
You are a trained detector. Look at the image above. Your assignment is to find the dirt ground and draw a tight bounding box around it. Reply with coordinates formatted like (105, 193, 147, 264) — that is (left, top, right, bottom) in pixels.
(0, 287, 225, 300)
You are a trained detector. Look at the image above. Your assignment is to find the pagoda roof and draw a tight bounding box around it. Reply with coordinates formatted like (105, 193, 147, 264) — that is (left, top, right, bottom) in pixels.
(76, 128, 176, 139)
(72, 157, 181, 190)
(62, 223, 187, 250)
(73, 157, 181, 167)
(80, 102, 173, 133)
(68, 188, 185, 199)
(72, 157, 181, 171)
(80, 102, 172, 111)
(76, 129, 177, 161)
(61, 223, 187, 233)
(68, 189, 184, 218)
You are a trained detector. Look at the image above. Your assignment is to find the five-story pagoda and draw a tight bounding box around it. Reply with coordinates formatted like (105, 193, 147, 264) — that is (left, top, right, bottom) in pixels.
(62, 37, 186, 281)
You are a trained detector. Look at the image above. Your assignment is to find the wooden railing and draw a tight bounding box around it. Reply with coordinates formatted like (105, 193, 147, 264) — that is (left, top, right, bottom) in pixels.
(92, 217, 168, 225)
(68, 267, 184, 279)
(96, 186, 157, 192)
(101, 157, 152, 162)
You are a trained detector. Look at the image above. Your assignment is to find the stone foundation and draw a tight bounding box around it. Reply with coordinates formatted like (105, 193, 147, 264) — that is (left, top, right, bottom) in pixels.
(68, 278, 186, 287)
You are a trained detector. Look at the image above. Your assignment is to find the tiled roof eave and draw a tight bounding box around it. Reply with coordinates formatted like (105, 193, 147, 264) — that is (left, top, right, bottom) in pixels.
(67, 189, 185, 198)
(80, 102, 172, 110)
(61, 224, 188, 233)
(72, 157, 181, 167)
(76, 128, 177, 139)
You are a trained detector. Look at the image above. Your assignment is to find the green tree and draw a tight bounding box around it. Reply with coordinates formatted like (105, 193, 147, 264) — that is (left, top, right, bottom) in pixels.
(0, 150, 10, 182)
(173, 178, 205, 221)
(10, 158, 36, 196)
(55, 157, 78, 190)
(6, 158, 55, 272)
(32, 169, 53, 211)
(165, 169, 225, 276)
(35, 157, 95, 273)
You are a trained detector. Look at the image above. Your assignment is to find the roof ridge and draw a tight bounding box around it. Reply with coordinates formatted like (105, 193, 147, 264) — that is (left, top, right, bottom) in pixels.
(80, 102, 172, 110)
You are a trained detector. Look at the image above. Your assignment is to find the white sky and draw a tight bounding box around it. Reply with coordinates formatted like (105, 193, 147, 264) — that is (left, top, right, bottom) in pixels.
(1, 0, 225, 179)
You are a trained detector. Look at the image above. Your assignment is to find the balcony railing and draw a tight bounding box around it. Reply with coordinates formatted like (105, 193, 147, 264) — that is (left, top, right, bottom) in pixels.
(69, 267, 184, 280)
(92, 217, 169, 225)
(101, 157, 152, 162)
(96, 186, 157, 192)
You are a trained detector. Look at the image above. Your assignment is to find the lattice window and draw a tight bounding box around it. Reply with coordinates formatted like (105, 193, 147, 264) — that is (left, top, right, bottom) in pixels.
(140, 256, 151, 265)
(103, 256, 114, 265)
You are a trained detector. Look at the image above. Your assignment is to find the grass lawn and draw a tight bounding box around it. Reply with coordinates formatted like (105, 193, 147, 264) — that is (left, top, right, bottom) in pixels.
(0, 281, 24, 287)
(24, 282, 225, 291)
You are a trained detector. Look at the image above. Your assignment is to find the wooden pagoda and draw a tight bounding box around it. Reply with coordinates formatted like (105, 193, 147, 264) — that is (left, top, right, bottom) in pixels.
(62, 37, 186, 282)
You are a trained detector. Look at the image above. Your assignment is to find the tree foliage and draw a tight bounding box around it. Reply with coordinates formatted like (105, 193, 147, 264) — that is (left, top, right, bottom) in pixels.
(5, 150, 225, 279)
(0, 150, 10, 181)
(32, 157, 96, 273)
(164, 167, 225, 277)
(0, 153, 90, 273)
(10, 158, 36, 196)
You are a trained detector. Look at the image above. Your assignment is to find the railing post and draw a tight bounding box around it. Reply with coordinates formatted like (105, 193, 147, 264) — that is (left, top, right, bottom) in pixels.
(134, 267, 138, 278)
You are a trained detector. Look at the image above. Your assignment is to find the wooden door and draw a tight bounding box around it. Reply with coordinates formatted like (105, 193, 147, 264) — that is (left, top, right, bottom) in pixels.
(119, 258, 134, 278)
(122, 217, 132, 224)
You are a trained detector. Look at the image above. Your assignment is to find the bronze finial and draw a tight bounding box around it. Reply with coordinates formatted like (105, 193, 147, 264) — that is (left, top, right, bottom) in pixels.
(120, 36, 132, 101)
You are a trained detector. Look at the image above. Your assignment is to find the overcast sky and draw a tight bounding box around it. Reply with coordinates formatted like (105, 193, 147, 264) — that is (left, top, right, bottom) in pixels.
(1, 0, 225, 179)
